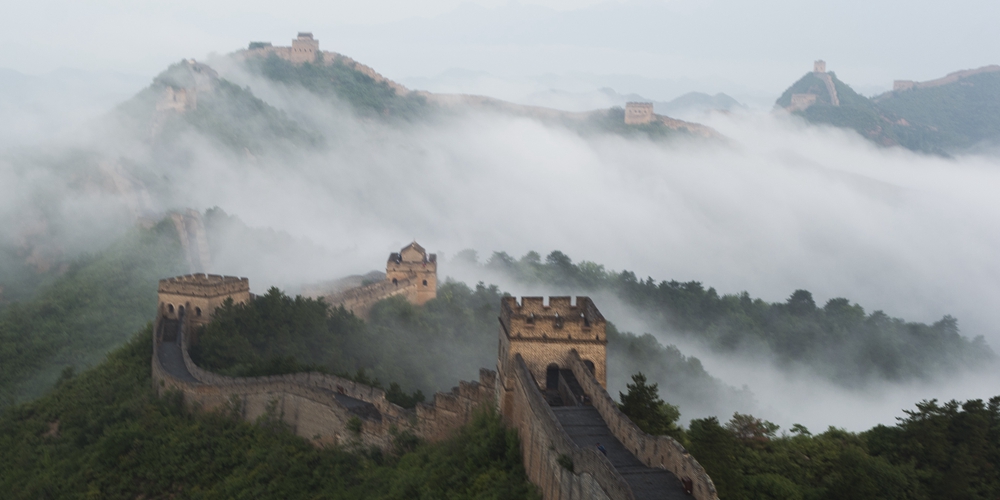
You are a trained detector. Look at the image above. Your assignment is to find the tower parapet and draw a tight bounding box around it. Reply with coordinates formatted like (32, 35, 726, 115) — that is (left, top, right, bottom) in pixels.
(157, 274, 250, 329)
(498, 296, 607, 391)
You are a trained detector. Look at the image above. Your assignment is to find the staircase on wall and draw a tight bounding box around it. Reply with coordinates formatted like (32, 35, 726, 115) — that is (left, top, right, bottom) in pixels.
(549, 370, 691, 499)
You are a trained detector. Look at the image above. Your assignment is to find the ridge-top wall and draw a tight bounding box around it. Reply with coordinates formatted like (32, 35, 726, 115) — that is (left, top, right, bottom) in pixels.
(152, 316, 495, 449)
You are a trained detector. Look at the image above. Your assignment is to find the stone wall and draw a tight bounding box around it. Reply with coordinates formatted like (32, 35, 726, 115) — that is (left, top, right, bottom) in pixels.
(789, 93, 818, 111)
(322, 277, 415, 319)
(566, 350, 718, 500)
(151, 316, 495, 449)
(503, 354, 631, 500)
(415, 369, 498, 442)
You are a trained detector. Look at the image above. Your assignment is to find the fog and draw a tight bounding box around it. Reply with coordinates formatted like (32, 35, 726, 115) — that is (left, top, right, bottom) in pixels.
(2, 55, 1000, 431)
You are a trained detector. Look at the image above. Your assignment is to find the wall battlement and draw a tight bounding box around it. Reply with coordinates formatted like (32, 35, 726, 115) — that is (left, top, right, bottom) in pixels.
(501, 296, 606, 341)
(158, 274, 249, 297)
(499, 296, 608, 393)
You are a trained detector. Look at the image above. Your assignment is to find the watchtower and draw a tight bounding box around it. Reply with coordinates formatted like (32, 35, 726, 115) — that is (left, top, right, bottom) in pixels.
(624, 102, 655, 125)
(814, 60, 827, 73)
(157, 274, 250, 331)
(497, 296, 607, 394)
(386, 242, 437, 305)
(290, 32, 319, 63)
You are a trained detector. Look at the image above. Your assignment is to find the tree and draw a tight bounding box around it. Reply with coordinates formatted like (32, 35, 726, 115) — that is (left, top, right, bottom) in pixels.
(618, 373, 682, 439)
(726, 412, 779, 446)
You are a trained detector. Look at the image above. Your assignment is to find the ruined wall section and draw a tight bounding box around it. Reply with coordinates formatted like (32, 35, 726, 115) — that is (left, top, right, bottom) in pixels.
(504, 354, 630, 500)
(168, 210, 211, 274)
(566, 350, 718, 500)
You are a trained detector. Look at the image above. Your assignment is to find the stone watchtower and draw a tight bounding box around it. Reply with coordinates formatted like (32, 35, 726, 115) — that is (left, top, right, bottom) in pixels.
(290, 32, 319, 63)
(157, 274, 250, 341)
(386, 242, 437, 305)
(814, 60, 827, 73)
(497, 296, 607, 397)
(624, 102, 655, 125)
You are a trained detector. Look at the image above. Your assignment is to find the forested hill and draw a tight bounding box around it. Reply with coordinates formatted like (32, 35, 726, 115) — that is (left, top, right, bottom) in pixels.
(776, 66, 1000, 154)
(460, 249, 995, 387)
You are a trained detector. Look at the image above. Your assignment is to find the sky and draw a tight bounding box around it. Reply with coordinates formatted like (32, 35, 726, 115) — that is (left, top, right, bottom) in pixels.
(3, 0, 999, 104)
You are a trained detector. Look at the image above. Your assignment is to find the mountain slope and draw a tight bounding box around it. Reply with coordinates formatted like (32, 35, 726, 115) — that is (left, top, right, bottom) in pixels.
(777, 65, 1000, 154)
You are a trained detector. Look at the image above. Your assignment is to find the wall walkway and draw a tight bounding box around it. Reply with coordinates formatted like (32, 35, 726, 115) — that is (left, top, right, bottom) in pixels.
(151, 316, 495, 448)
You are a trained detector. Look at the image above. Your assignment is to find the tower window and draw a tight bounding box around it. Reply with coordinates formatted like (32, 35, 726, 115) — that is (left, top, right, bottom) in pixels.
(422, 280, 428, 286)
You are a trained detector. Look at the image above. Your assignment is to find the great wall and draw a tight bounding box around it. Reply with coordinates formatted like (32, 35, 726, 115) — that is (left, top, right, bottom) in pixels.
(147, 32, 720, 498)
(151, 241, 718, 499)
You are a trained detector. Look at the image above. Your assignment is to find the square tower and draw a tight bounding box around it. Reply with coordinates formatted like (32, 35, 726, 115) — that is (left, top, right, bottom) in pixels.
(624, 102, 655, 125)
(814, 60, 827, 73)
(498, 296, 607, 390)
(157, 274, 250, 328)
(290, 32, 320, 63)
(386, 241, 437, 305)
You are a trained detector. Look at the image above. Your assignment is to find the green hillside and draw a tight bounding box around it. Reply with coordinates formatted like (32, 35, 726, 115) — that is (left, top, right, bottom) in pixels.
(876, 70, 1000, 152)
(0, 330, 538, 499)
(0, 221, 185, 408)
(242, 55, 430, 120)
(115, 61, 322, 154)
(776, 68, 1000, 154)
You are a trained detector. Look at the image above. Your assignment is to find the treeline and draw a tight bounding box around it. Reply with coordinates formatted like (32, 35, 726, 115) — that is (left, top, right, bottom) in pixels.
(0, 221, 185, 407)
(0, 328, 539, 499)
(468, 249, 994, 386)
(619, 373, 1000, 500)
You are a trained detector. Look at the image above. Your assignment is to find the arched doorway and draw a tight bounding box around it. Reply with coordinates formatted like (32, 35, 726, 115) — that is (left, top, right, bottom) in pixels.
(584, 360, 596, 375)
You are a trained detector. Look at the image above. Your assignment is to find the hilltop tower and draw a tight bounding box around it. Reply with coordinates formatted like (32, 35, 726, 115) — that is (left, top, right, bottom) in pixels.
(386, 242, 437, 305)
(814, 60, 827, 73)
(624, 102, 655, 124)
(157, 274, 250, 340)
(497, 296, 607, 398)
(290, 32, 319, 63)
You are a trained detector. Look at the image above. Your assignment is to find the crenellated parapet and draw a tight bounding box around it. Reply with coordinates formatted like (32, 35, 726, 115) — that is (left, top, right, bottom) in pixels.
(157, 274, 250, 338)
(499, 296, 608, 391)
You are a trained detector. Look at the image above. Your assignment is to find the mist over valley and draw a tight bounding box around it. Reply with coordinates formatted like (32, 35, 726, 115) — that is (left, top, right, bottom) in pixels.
(1, 14, 999, 499)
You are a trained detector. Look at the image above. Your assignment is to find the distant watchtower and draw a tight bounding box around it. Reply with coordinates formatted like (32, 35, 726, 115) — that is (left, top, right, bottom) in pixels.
(497, 296, 608, 393)
(290, 32, 319, 63)
(157, 274, 250, 334)
(624, 102, 655, 125)
(386, 242, 437, 305)
(814, 60, 827, 73)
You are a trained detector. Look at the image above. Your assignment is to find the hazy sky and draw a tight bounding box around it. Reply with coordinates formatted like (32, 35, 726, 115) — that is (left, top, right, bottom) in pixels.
(4, 0, 998, 101)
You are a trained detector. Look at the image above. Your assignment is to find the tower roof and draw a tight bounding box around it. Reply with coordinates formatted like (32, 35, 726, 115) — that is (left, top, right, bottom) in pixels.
(401, 241, 425, 254)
